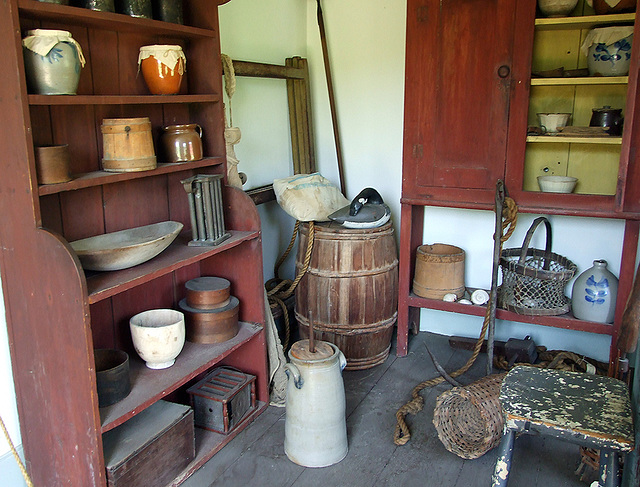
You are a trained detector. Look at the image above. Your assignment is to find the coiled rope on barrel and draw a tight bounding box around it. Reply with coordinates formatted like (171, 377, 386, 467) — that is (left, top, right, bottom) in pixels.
(266, 221, 315, 349)
(393, 197, 518, 446)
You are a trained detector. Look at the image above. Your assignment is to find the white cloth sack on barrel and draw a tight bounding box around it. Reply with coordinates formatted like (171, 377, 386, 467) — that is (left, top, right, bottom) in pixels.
(273, 173, 348, 222)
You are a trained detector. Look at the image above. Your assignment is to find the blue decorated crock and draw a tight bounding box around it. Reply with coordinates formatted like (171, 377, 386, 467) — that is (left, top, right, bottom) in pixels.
(22, 29, 86, 95)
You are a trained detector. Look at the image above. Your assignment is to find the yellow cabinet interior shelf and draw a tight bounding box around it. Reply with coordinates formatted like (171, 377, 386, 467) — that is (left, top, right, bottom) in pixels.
(535, 12, 634, 30)
(526, 135, 622, 144)
(531, 76, 628, 86)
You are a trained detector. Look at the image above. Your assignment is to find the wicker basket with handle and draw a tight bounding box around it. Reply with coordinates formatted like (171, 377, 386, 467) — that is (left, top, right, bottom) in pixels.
(498, 217, 577, 316)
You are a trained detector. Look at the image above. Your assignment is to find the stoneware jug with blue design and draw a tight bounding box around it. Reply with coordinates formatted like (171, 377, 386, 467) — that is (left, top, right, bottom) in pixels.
(571, 260, 618, 324)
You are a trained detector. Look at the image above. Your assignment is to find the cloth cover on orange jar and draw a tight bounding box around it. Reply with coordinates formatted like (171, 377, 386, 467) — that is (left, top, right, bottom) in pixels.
(138, 44, 186, 95)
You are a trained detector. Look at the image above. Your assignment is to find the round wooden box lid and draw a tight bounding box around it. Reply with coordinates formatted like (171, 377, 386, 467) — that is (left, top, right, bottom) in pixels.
(290, 340, 335, 361)
(185, 277, 230, 309)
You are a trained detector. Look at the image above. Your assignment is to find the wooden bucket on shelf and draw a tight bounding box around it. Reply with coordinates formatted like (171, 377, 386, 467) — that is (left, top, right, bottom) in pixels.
(294, 221, 398, 370)
(412, 243, 465, 299)
(101, 117, 157, 172)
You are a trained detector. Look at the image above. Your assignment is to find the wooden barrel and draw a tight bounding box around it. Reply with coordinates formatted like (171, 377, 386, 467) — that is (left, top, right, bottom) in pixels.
(294, 221, 398, 370)
(101, 117, 157, 172)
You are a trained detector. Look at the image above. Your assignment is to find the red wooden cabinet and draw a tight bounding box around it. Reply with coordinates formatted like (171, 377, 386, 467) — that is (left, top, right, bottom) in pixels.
(0, 1, 268, 485)
(402, 0, 520, 208)
(398, 0, 640, 370)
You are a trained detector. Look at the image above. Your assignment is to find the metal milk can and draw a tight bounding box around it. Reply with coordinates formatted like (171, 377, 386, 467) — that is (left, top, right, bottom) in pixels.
(284, 338, 348, 467)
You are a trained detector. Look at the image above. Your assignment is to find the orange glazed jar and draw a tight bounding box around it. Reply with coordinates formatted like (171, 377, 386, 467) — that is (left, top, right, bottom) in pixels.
(138, 45, 186, 95)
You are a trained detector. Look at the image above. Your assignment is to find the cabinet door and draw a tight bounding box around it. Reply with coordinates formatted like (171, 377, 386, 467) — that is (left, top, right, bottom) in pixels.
(402, 0, 524, 205)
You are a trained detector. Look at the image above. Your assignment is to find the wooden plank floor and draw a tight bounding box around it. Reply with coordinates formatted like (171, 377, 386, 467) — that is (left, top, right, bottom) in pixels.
(182, 332, 588, 487)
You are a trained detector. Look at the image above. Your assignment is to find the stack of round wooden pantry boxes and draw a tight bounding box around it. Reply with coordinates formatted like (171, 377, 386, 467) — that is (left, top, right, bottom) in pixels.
(179, 277, 239, 343)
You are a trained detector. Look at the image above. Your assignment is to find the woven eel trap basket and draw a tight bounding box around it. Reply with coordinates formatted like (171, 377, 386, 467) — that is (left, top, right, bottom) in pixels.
(498, 217, 577, 316)
(432, 373, 506, 459)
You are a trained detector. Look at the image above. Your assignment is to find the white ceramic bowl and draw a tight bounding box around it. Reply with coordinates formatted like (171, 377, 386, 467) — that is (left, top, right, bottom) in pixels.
(537, 176, 578, 193)
(70, 221, 183, 271)
(130, 309, 186, 369)
(537, 113, 571, 133)
(537, 0, 578, 17)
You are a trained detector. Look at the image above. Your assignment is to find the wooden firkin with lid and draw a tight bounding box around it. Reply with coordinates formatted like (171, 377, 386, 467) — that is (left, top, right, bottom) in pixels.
(187, 367, 256, 434)
(180, 277, 239, 343)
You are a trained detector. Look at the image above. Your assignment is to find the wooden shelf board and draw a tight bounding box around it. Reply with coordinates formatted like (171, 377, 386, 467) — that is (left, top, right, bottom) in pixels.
(85, 231, 259, 303)
(526, 135, 622, 144)
(535, 13, 635, 31)
(168, 401, 268, 487)
(18, 0, 217, 38)
(39, 158, 224, 195)
(99, 321, 263, 432)
(28, 94, 221, 106)
(531, 76, 628, 86)
(407, 293, 615, 335)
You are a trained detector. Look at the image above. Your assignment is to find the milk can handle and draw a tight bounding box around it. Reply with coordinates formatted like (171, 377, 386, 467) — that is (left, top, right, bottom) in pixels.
(284, 363, 303, 389)
(338, 351, 347, 371)
(195, 124, 202, 138)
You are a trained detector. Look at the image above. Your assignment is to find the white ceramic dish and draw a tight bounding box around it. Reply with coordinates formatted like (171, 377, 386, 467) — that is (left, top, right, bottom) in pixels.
(130, 309, 185, 369)
(70, 221, 183, 271)
(537, 113, 571, 133)
(537, 0, 578, 17)
(537, 175, 578, 193)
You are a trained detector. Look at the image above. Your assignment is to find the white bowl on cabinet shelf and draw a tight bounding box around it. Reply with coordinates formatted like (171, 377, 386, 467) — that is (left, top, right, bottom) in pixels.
(537, 0, 578, 17)
(129, 309, 186, 369)
(537, 176, 578, 193)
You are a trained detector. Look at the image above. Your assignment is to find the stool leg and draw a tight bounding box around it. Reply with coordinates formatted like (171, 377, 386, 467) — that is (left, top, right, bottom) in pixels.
(491, 430, 515, 487)
(599, 449, 620, 487)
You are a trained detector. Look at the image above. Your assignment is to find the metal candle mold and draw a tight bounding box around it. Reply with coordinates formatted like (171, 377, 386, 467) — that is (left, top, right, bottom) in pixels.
(181, 174, 230, 246)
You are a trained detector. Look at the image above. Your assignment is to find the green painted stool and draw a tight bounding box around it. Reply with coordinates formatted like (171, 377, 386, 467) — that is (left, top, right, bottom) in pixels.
(491, 366, 634, 487)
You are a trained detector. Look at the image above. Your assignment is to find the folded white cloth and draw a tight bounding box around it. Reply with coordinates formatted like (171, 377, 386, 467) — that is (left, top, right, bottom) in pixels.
(22, 29, 85, 66)
(581, 26, 634, 55)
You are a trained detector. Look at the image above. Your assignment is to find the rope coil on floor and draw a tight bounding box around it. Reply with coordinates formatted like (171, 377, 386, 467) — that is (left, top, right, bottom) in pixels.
(393, 197, 518, 446)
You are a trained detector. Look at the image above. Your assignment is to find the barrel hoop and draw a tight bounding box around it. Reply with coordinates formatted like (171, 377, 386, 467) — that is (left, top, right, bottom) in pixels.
(295, 312, 397, 334)
(345, 345, 391, 370)
(303, 262, 398, 278)
(301, 231, 394, 242)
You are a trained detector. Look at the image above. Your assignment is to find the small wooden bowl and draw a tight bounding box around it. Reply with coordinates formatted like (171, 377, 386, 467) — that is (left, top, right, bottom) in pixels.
(185, 277, 231, 309)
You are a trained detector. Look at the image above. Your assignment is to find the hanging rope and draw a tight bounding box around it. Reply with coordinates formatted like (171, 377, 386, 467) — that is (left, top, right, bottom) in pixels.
(220, 53, 236, 127)
(266, 221, 316, 349)
(0, 414, 34, 487)
(393, 196, 518, 446)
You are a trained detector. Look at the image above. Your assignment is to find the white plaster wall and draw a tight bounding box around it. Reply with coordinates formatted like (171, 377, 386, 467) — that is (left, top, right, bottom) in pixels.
(0, 275, 24, 481)
(219, 0, 307, 281)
